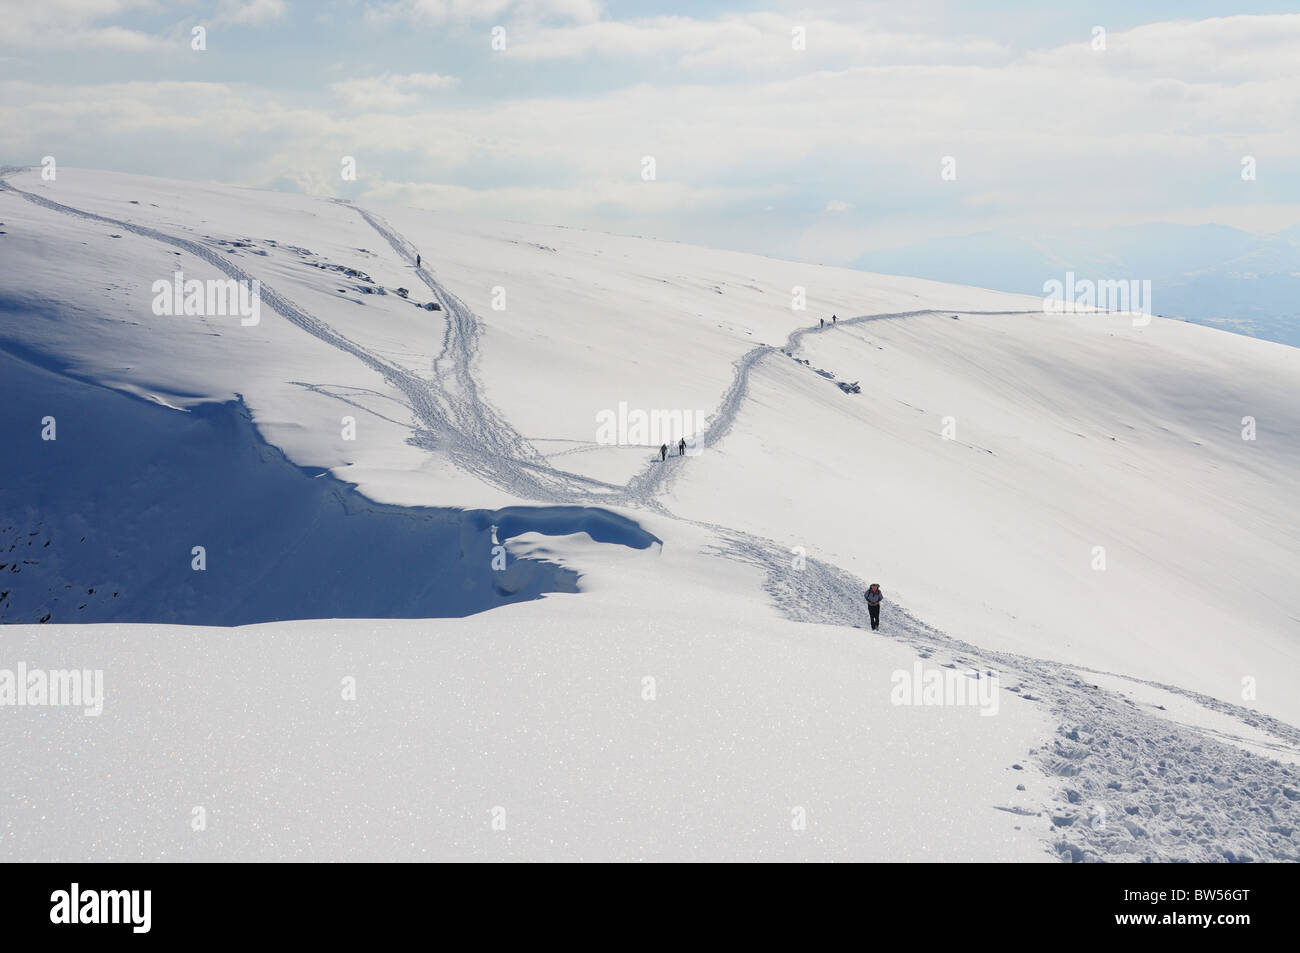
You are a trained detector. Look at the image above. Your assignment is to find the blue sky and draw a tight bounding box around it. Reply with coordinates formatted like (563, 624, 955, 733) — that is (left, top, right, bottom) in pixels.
(3, 1, 1298, 265)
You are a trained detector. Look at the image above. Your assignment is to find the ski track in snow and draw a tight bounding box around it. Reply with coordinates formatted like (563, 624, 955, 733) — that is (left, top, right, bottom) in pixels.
(334, 202, 636, 505)
(5, 168, 1299, 862)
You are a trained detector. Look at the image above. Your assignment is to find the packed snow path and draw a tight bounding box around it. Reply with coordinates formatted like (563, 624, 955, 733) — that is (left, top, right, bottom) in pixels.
(340, 200, 1044, 504)
(4, 168, 1299, 861)
(715, 528, 1300, 861)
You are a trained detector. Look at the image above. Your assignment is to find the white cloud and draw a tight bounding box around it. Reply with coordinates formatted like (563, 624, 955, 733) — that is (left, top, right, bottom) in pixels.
(331, 73, 460, 110)
(1024, 14, 1300, 82)
(0, 0, 166, 51)
(502, 12, 1009, 69)
(365, 0, 601, 26)
(4, 13, 1299, 261)
(0, 0, 290, 50)
(215, 0, 289, 26)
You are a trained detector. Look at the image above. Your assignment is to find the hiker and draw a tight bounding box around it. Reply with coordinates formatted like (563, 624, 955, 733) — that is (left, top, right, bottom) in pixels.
(832, 314, 837, 324)
(416, 254, 421, 268)
(678, 437, 686, 456)
(819, 317, 824, 328)
(864, 584, 883, 630)
(660, 443, 668, 462)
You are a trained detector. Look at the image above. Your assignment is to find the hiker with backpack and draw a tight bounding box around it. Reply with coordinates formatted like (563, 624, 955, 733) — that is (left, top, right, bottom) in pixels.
(660, 443, 668, 462)
(678, 437, 686, 456)
(865, 584, 883, 630)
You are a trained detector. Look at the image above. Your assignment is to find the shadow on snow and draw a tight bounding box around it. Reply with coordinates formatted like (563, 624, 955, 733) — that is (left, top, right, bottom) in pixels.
(0, 344, 659, 627)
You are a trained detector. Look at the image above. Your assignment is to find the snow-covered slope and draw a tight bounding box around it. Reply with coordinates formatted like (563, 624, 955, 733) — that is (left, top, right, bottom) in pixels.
(2, 167, 1298, 862)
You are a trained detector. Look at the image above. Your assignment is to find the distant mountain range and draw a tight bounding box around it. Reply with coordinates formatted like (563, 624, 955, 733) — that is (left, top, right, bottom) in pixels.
(854, 223, 1300, 347)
